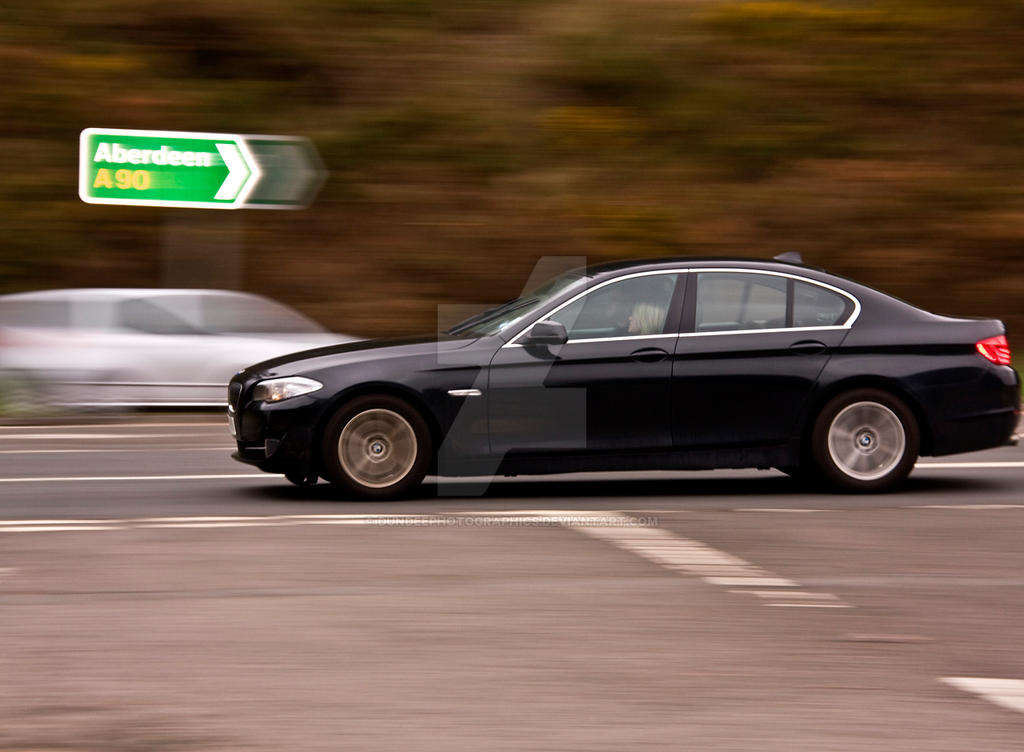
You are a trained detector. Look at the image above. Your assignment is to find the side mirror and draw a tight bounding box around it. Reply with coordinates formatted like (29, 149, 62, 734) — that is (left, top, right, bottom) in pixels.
(523, 320, 568, 346)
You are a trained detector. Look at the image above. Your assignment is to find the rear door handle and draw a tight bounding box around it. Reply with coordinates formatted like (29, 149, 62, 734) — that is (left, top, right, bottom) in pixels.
(789, 340, 828, 355)
(630, 347, 669, 363)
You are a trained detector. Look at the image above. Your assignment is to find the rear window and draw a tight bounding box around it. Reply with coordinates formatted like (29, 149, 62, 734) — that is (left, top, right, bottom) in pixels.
(694, 273, 854, 332)
(793, 281, 851, 327)
(198, 294, 325, 334)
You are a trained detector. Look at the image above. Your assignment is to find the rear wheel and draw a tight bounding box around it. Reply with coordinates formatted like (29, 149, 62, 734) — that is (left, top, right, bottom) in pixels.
(811, 388, 919, 492)
(320, 394, 432, 499)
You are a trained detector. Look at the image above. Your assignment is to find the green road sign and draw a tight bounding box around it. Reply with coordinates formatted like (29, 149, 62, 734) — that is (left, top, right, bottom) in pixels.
(242, 135, 326, 209)
(80, 128, 263, 209)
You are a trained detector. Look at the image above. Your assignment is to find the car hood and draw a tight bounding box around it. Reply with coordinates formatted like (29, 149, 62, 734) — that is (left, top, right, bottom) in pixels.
(240, 334, 480, 378)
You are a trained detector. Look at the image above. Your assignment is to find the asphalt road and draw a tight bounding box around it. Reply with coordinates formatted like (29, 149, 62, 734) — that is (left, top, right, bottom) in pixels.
(1, 417, 1022, 751)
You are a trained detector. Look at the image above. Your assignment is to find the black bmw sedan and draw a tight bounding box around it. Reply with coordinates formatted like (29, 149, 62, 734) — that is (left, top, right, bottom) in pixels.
(228, 256, 1019, 497)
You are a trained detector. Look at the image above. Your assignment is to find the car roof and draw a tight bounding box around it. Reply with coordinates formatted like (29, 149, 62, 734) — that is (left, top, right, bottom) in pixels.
(583, 256, 824, 277)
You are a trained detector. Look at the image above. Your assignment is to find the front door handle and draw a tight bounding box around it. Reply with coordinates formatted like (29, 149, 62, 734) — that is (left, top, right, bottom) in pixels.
(630, 347, 669, 363)
(789, 340, 828, 355)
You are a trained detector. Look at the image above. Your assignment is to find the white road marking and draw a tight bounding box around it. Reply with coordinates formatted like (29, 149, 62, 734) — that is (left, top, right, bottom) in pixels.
(915, 462, 1024, 469)
(0, 519, 122, 524)
(768, 603, 850, 608)
(735, 508, 830, 513)
(729, 590, 839, 600)
(0, 474, 266, 483)
(703, 576, 798, 587)
(0, 512, 650, 531)
(0, 433, 211, 440)
(942, 678, 1024, 714)
(0, 525, 123, 532)
(914, 505, 1024, 510)
(554, 511, 847, 607)
(0, 447, 231, 454)
(143, 521, 287, 529)
(0, 422, 222, 430)
(843, 633, 931, 643)
(0, 509, 856, 610)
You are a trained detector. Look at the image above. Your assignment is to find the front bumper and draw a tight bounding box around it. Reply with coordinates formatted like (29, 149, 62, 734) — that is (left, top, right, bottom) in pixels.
(228, 375, 327, 476)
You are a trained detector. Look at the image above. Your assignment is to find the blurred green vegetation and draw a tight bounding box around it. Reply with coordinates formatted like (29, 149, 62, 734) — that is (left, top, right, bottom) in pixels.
(1, 0, 1023, 342)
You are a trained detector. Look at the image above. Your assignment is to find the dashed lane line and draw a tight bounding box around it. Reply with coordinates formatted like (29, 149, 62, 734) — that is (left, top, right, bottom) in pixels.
(730, 590, 839, 600)
(0, 433, 216, 440)
(554, 511, 848, 609)
(0, 422, 223, 430)
(941, 678, 1024, 715)
(767, 603, 850, 608)
(0, 447, 232, 454)
(0, 512, 648, 532)
(0, 473, 266, 483)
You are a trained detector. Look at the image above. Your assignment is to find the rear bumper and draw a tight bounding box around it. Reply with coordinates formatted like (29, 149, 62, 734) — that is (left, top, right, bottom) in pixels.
(931, 408, 1019, 455)
(928, 366, 1020, 455)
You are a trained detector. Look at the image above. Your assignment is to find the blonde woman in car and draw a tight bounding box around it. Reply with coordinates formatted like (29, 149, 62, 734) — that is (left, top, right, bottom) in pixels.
(627, 302, 665, 335)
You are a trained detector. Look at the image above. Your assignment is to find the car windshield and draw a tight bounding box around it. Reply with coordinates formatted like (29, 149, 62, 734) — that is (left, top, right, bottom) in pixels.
(446, 271, 586, 337)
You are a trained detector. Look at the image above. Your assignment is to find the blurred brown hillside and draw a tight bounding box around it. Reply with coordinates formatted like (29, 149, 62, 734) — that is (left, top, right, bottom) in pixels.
(2, 0, 1023, 340)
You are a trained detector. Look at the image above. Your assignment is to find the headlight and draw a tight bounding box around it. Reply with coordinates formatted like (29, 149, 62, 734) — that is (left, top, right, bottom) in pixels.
(252, 376, 323, 403)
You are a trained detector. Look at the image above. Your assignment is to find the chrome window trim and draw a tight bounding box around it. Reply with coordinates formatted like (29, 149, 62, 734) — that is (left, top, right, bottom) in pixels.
(503, 269, 688, 348)
(677, 325, 849, 338)
(500, 266, 861, 349)
(692, 268, 861, 331)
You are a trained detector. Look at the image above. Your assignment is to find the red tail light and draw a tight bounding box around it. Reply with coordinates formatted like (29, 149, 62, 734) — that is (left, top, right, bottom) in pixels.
(976, 335, 1012, 366)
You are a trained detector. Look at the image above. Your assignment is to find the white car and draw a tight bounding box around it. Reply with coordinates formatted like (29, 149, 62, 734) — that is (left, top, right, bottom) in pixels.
(0, 288, 357, 407)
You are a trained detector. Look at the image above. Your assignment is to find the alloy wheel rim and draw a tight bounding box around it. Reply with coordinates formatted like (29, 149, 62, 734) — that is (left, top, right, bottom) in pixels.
(827, 401, 906, 481)
(338, 408, 417, 488)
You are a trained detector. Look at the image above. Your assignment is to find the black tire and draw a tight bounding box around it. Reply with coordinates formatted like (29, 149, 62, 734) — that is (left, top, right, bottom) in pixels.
(285, 470, 317, 487)
(320, 394, 432, 500)
(811, 388, 919, 493)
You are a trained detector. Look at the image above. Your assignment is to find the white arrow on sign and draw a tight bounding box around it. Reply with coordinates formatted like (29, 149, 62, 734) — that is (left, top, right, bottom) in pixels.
(214, 142, 260, 202)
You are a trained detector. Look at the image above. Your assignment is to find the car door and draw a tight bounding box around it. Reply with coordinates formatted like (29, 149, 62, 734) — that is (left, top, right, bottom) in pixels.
(110, 296, 226, 402)
(672, 270, 857, 447)
(488, 271, 684, 456)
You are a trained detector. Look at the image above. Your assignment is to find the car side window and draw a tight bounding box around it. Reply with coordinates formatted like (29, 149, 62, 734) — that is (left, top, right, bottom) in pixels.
(696, 273, 786, 332)
(546, 274, 678, 340)
(793, 281, 850, 327)
(0, 300, 71, 328)
(118, 299, 203, 335)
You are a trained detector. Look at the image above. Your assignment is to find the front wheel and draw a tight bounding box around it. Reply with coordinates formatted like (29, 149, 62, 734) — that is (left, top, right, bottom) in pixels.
(811, 388, 919, 493)
(320, 394, 432, 499)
